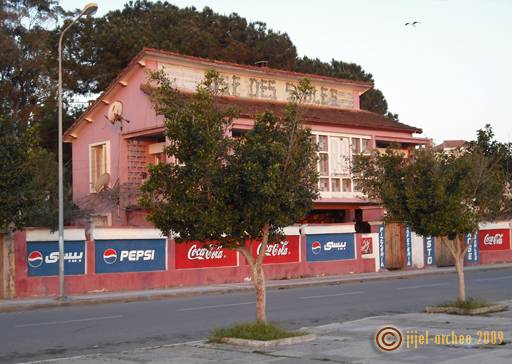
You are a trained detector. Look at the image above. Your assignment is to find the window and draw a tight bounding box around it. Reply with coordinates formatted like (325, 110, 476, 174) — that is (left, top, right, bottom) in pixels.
(91, 213, 111, 227)
(89, 141, 110, 192)
(314, 134, 370, 193)
(231, 129, 249, 138)
(148, 142, 166, 165)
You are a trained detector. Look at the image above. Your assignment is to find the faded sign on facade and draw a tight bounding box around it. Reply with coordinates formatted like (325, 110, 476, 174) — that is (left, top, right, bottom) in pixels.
(163, 65, 355, 109)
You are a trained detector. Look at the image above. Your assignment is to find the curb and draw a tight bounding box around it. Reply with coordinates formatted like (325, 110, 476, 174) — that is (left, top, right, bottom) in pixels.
(1, 263, 511, 313)
(218, 334, 316, 348)
(425, 304, 508, 315)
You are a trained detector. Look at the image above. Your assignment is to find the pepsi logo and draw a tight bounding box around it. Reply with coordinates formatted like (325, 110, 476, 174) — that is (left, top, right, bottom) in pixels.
(28, 251, 43, 268)
(103, 248, 117, 264)
(311, 241, 322, 255)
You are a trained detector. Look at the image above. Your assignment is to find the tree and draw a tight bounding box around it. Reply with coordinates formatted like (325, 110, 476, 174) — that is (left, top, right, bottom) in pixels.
(352, 127, 509, 301)
(140, 70, 318, 322)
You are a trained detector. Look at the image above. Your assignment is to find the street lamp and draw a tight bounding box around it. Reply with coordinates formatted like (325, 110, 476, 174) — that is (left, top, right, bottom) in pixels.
(57, 3, 98, 300)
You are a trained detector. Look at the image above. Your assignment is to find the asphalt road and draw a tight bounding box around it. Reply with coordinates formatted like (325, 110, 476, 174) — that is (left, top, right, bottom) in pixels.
(1, 268, 512, 363)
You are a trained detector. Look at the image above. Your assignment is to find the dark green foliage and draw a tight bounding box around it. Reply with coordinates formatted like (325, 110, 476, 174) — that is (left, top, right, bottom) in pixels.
(209, 321, 304, 342)
(0, 118, 49, 229)
(62, 0, 393, 115)
(140, 70, 318, 246)
(0, 1, 81, 229)
(352, 126, 510, 238)
(65, 1, 297, 94)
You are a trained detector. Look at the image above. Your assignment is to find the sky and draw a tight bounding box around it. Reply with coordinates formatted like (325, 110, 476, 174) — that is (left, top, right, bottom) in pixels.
(62, 0, 512, 144)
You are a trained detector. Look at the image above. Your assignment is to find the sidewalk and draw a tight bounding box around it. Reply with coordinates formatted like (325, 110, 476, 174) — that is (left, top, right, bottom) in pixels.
(2, 263, 511, 313)
(22, 299, 512, 363)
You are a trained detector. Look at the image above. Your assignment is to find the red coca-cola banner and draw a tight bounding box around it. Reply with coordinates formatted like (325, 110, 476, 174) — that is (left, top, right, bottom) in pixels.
(361, 237, 373, 255)
(175, 242, 238, 269)
(478, 229, 511, 251)
(249, 235, 300, 264)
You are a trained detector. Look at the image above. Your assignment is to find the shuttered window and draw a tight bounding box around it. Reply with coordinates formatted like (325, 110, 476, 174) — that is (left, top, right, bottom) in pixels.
(89, 141, 110, 193)
(315, 134, 370, 193)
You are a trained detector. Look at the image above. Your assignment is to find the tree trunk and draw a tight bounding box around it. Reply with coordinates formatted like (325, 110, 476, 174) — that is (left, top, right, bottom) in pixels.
(252, 264, 267, 322)
(454, 256, 466, 301)
(1, 224, 16, 299)
(236, 224, 270, 323)
(444, 235, 467, 302)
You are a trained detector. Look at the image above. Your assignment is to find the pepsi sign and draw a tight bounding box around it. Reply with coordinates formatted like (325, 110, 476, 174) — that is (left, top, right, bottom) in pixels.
(95, 239, 166, 274)
(424, 236, 435, 267)
(27, 241, 86, 277)
(405, 226, 413, 267)
(378, 225, 385, 268)
(306, 233, 356, 262)
(466, 233, 480, 262)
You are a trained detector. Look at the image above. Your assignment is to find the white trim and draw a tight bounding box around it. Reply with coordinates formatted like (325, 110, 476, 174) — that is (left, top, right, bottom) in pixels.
(92, 228, 166, 240)
(479, 221, 512, 230)
(312, 130, 371, 140)
(88, 140, 111, 193)
(26, 228, 86, 242)
(283, 226, 301, 236)
(165, 238, 168, 270)
(302, 224, 356, 234)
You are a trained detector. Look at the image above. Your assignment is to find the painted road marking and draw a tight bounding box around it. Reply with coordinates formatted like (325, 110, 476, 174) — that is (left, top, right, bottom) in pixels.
(475, 275, 512, 282)
(301, 291, 364, 299)
(396, 283, 448, 290)
(176, 302, 254, 311)
(15, 315, 124, 328)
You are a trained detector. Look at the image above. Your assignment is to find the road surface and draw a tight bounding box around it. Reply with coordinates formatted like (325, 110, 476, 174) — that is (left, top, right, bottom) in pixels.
(1, 267, 511, 363)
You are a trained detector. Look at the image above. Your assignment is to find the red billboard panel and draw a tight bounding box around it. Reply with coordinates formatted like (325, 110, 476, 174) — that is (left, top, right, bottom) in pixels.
(478, 229, 511, 251)
(361, 236, 373, 255)
(250, 235, 300, 264)
(175, 242, 238, 269)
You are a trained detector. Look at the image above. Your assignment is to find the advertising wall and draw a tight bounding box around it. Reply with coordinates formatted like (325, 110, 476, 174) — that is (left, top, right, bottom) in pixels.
(27, 241, 86, 277)
(175, 242, 238, 269)
(478, 229, 510, 251)
(17, 222, 512, 298)
(95, 239, 167, 273)
(250, 236, 301, 265)
(306, 233, 355, 262)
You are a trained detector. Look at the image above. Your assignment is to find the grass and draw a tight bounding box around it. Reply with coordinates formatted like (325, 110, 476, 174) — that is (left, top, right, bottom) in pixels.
(209, 321, 305, 343)
(437, 297, 494, 310)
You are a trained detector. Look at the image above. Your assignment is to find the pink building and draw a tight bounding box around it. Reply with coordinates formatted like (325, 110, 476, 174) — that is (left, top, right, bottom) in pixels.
(64, 48, 429, 229)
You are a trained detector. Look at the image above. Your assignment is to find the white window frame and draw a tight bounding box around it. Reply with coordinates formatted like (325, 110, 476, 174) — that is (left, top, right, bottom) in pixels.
(313, 132, 371, 196)
(88, 140, 111, 193)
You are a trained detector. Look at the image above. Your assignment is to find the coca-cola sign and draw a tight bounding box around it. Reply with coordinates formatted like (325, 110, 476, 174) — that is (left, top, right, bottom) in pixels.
(361, 237, 373, 255)
(478, 229, 511, 251)
(250, 236, 300, 264)
(175, 242, 238, 269)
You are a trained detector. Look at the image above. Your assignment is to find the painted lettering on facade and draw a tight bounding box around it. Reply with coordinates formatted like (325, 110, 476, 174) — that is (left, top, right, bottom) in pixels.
(424, 236, 435, 266)
(163, 65, 355, 109)
(379, 225, 385, 268)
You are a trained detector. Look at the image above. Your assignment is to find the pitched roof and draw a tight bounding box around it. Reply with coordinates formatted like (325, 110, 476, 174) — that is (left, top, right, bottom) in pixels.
(434, 140, 467, 150)
(65, 48, 421, 139)
(213, 96, 422, 134)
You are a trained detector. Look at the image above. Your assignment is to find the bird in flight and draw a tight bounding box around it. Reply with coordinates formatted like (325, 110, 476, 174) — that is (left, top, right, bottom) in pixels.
(405, 21, 421, 27)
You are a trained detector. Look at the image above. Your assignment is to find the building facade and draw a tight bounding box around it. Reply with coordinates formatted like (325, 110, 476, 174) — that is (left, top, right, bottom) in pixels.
(64, 48, 429, 229)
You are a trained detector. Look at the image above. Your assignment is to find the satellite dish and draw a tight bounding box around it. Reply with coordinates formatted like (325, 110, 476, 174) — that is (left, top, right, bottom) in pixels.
(107, 101, 123, 123)
(94, 172, 111, 193)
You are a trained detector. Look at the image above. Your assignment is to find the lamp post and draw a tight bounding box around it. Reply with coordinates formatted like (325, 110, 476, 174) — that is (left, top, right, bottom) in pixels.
(58, 3, 98, 300)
